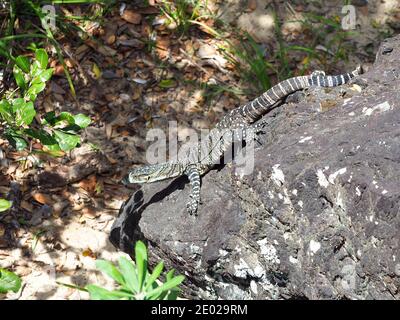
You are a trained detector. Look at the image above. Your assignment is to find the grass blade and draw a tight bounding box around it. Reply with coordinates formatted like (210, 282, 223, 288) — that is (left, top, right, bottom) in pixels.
(135, 240, 148, 292)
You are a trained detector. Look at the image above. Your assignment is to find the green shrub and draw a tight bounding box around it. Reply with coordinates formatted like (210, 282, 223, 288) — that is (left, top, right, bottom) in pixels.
(0, 48, 90, 155)
(60, 241, 185, 300)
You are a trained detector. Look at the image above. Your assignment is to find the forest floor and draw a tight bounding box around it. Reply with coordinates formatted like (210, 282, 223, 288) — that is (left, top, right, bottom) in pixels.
(0, 0, 398, 299)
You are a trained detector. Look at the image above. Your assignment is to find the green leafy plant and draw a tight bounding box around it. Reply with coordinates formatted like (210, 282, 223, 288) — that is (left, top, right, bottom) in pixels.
(295, 12, 358, 66)
(0, 1, 113, 96)
(0, 268, 22, 294)
(0, 48, 90, 154)
(160, 0, 211, 35)
(220, 32, 275, 95)
(59, 241, 185, 300)
(0, 199, 12, 212)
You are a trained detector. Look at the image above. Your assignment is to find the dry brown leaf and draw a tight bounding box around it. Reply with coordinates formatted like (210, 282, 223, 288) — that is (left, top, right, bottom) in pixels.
(120, 130, 130, 137)
(143, 109, 152, 122)
(116, 69, 125, 77)
(105, 93, 118, 102)
(97, 45, 117, 57)
(82, 206, 100, 219)
(156, 36, 170, 60)
(105, 155, 118, 165)
(132, 86, 142, 100)
(75, 44, 90, 56)
(159, 103, 169, 112)
(0, 224, 5, 237)
(105, 34, 116, 45)
(121, 10, 142, 24)
(78, 175, 97, 193)
(32, 192, 53, 205)
(105, 124, 113, 139)
(64, 58, 74, 68)
(247, 0, 257, 12)
(32, 143, 42, 150)
(86, 39, 117, 56)
(53, 65, 64, 76)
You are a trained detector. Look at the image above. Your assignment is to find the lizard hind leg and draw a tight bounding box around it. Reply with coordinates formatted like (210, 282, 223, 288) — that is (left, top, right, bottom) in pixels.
(245, 119, 268, 146)
(184, 164, 202, 215)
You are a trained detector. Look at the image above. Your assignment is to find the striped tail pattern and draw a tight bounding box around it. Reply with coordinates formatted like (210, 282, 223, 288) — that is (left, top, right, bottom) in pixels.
(234, 66, 362, 124)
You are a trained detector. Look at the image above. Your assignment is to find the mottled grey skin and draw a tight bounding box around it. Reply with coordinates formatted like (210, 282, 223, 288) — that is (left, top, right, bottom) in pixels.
(123, 67, 362, 215)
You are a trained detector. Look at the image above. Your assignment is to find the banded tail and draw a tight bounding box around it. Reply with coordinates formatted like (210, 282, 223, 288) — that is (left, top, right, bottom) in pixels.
(240, 66, 363, 122)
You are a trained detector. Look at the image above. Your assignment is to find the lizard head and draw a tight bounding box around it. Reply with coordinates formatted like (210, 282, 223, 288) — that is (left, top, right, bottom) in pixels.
(122, 163, 183, 184)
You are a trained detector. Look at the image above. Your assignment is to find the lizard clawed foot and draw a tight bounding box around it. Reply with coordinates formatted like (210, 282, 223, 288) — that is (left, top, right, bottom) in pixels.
(186, 196, 200, 216)
(252, 118, 269, 133)
(185, 164, 201, 216)
(250, 120, 268, 145)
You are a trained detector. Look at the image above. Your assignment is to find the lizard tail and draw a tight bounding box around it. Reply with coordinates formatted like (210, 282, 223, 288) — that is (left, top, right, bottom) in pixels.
(308, 65, 363, 87)
(239, 66, 363, 121)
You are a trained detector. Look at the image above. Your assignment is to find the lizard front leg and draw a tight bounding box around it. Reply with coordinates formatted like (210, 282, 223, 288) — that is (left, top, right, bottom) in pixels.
(184, 164, 201, 215)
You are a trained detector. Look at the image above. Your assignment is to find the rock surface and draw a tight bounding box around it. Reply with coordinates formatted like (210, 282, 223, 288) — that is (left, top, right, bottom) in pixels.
(110, 35, 400, 300)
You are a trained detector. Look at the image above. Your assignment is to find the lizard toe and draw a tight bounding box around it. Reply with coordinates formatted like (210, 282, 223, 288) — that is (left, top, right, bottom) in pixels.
(186, 199, 199, 216)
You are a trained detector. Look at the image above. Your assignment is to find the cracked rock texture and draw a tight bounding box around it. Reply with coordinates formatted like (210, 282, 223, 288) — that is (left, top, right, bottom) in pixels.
(110, 35, 400, 300)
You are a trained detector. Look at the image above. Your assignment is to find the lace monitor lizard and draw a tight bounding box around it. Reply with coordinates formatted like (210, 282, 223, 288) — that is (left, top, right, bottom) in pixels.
(123, 66, 362, 215)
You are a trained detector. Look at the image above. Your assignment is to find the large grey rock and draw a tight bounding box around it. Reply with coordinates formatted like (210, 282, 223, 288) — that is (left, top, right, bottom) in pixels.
(110, 35, 400, 300)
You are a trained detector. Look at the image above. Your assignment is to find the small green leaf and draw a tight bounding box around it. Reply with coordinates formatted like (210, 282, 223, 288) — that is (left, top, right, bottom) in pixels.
(166, 269, 176, 281)
(13, 66, 27, 91)
(26, 82, 46, 100)
(0, 199, 12, 212)
(53, 130, 80, 152)
(118, 256, 139, 293)
(27, 42, 38, 52)
(5, 129, 28, 151)
(135, 241, 148, 292)
(0, 269, 22, 294)
(158, 79, 177, 88)
(85, 285, 125, 300)
(42, 111, 57, 126)
(144, 261, 164, 291)
(58, 112, 76, 125)
(165, 287, 180, 300)
(95, 260, 125, 286)
(73, 114, 91, 129)
(145, 275, 184, 300)
(24, 128, 58, 146)
(12, 99, 36, 126)
(0, 41, 11, 59)
(30, 60, 41, 78)
(164, 269, 180, 300)
(0, 100, 13, 123)
(56, 281, 87, 292)
(15, 55, 30, 73)
(35, 49, 48, 69)
(31, 68, 53, 84)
